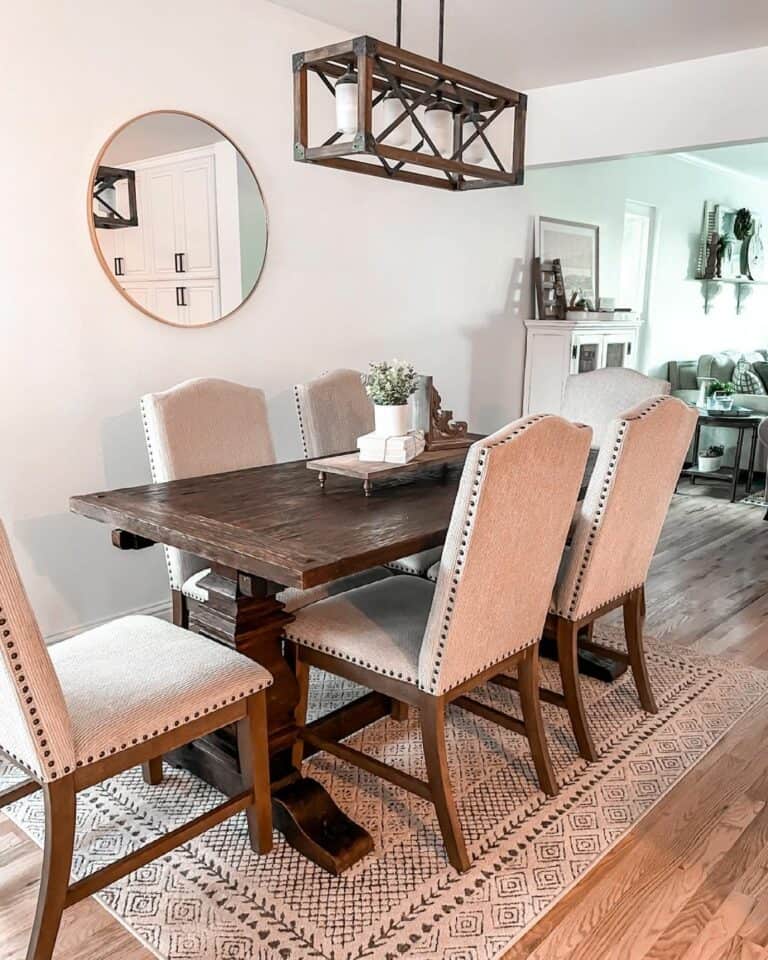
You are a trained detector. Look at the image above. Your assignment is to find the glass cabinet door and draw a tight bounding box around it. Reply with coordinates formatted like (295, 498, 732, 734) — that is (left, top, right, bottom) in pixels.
(572, 338, 601, 373)
(605, 340, 628, 367)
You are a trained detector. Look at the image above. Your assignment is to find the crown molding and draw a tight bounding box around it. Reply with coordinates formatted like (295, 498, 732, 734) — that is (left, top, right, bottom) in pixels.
(674, 151, 768, 186)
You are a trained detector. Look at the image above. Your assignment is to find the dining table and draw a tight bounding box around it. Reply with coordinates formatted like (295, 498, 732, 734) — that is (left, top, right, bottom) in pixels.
(70, 454, 468, 875)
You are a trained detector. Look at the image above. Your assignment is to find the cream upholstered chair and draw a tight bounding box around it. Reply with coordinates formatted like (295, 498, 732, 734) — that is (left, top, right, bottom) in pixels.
(531, 396, 697, 762)
(141, 378, 391, 626)
(759, 417, 768, 520)
(294, 368, 442, 578)
(287, 414, 592, 872)
(0, 522, 273, 960)
(560, 367, 671, 449)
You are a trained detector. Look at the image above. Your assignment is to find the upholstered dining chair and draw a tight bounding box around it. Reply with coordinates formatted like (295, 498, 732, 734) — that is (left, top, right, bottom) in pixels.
(521, 396, 697, 762)
(758, 417, 768, 520)
(0, 522, 273, 960)
(294, 368, 442, 578)
(560, 367, 671, 450)
(141, 378, 392, 628)
(286, 414, 592, 872)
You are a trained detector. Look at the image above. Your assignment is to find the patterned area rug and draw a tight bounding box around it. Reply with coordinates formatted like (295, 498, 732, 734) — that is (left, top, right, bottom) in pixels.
(2, 627, 767, 960)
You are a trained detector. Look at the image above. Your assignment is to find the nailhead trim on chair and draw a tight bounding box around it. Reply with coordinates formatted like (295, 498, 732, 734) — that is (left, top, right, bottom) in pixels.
(283, 631, 418, 684)
(293, 385, 310, 460)
(0, 604, 67, 779)
(426, 414, 559, 696)
(71, 680, 271, 770)
(139, 396, 179, 592)
(555, 396, 669, 621)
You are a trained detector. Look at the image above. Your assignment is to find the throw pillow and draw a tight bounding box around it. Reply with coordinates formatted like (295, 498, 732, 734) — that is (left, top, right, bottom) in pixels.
(732, 359, 768, 395)
(753, 361, 768, 393)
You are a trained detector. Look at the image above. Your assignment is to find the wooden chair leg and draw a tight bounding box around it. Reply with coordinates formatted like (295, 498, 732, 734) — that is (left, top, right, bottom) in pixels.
(142, 757, 163, 785)
(390, 699, 410, 722)
(420, 697, 470, 872)
(171, 589, 188, 628)
(518, 646, 558, 796)
(236, 691, 273, 855)
(556, 617, 598, 762)
(291, 645, 310, 769)
(624, 587, 657, 714)
(26, 778, 76, 960)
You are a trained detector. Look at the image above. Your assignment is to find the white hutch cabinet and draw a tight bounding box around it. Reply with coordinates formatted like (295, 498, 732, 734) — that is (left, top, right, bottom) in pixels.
(522, 314, 643, 417)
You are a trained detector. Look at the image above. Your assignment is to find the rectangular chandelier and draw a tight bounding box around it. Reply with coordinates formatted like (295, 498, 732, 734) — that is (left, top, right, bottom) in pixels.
(292, 35, 527, 192)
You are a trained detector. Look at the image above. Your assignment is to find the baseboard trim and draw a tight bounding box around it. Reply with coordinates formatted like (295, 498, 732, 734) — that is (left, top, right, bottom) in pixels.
(45, 600, 172, 645)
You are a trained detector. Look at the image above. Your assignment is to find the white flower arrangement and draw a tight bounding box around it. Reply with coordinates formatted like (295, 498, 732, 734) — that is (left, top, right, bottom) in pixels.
(362, 359, 418, 406)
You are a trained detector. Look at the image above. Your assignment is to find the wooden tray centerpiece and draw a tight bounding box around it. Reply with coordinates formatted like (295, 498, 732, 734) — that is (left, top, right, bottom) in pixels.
(307, 377, 477, 495)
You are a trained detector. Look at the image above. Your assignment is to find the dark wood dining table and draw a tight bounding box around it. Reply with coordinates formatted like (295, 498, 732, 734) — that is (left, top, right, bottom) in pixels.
(70, 456, 465, 875)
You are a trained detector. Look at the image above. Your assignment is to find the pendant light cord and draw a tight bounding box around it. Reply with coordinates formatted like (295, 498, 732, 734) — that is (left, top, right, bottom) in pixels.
(396, 0, 402, 46)
(438, 0, 445, 63)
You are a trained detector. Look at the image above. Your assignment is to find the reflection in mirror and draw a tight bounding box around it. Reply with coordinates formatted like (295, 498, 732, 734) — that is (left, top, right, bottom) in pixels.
(90, 111, 267, 327)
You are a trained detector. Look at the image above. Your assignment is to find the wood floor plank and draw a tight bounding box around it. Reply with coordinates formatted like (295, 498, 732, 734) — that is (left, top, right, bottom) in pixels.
(505, 704, 768, 960)
(644, 774, 768, 960)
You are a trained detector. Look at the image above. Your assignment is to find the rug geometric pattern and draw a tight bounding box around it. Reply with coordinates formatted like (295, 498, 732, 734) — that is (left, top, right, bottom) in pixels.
(2, 626, 766, 960)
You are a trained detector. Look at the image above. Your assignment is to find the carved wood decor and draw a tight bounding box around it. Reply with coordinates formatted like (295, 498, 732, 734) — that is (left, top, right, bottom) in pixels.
(293, 36, 527, 191)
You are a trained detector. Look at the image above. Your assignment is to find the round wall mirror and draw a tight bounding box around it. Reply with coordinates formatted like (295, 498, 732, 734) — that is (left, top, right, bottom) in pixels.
(89, 111, 267, 327)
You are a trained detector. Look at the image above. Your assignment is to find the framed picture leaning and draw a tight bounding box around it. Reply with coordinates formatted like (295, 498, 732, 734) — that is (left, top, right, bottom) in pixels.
(537, 217, 600, 308)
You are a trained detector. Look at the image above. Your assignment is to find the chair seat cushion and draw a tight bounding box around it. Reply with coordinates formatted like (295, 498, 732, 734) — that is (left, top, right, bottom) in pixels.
(385, 547, 443, 577)
(50, 615, 272, 768)
(285, 576, 434, 686)
(182, 566, 393, 613)
(426, 561, 439, 582)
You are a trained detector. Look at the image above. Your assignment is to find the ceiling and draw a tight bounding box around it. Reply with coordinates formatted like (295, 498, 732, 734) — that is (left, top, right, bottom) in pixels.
(270, 0, 768, 89)
(684, 142, 768, 182)
(104, 114, 224, 165)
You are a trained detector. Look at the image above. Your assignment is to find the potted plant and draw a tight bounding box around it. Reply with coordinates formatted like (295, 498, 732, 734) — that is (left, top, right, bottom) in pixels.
(362, 359, 418, 438)
(698, 443, 725, 473)
(706, 380, 735, 412)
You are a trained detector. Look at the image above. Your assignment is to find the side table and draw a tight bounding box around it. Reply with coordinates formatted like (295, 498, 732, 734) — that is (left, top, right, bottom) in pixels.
(679, 409, 760, 502)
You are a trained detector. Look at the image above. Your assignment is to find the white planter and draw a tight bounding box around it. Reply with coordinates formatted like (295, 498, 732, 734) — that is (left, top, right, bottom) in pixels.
(373, 403, 410, 438)
(697, 454, 723, 473)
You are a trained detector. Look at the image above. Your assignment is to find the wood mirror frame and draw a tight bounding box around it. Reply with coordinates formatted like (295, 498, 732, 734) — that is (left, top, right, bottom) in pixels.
(87, 109, 269, 329)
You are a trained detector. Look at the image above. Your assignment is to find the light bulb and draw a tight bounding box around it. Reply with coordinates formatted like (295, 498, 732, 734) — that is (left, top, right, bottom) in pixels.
(335, 68, 358, 136)
(380, 92, 412, 148)
(462, 112, 487, 165)
(96, 184, 117, 217)
(423, 101, 455, 156)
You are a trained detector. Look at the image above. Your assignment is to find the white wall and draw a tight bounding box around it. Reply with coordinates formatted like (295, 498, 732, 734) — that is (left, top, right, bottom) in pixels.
(3, 0, 768, 638)
(528, 46, 768, 166)
(526, 153, 768, 375)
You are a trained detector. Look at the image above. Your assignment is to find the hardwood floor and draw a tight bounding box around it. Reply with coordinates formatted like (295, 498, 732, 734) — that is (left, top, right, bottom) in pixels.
(2, 488, 767, 960)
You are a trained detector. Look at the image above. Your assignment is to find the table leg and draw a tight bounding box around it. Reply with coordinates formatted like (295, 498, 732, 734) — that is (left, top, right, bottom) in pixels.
(746, 426, 758, 496)
(690, 420, 702, 485)
(731, 428, 745, 502)
(167, 566, 375, 875)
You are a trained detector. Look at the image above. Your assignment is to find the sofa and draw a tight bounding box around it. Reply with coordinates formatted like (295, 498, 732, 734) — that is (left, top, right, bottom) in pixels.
(667, 350, 768, 472)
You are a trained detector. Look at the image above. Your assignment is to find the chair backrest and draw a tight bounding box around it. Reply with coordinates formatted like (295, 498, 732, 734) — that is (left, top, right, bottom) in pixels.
(553, 396, 697, 622)
(420, 415, 592, 696)
(0, 523, 75, 781)
(561, 368, 671, 448)
(294, 369, 374, 459)
(140, 378, 275, 590)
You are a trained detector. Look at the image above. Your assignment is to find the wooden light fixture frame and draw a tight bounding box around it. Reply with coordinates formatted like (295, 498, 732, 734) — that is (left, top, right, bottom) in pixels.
(92, 165, 139, 229)
(293, 36, 527, 192)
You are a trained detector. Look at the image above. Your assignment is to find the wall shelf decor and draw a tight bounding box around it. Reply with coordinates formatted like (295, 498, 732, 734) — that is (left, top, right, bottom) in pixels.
(292, 0, 526, 192)
(694, 277, 768, 315)
(93, 165, 138, 229)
